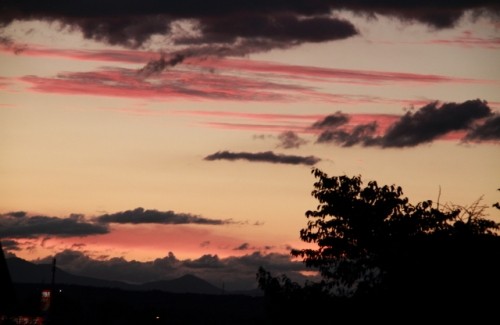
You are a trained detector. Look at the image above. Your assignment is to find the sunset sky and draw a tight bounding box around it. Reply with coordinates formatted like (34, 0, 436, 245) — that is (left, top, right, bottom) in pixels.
(1, 1, 499, 290)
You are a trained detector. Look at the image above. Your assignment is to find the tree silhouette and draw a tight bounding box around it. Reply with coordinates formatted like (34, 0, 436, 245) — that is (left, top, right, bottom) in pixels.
(290, 168, 499, 297)
(259, 168, 500, 321)
(256, 267, 346, 323)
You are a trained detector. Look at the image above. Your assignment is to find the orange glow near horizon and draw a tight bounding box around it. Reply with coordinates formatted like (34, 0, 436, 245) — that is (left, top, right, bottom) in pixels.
(1, 11, 499, 274)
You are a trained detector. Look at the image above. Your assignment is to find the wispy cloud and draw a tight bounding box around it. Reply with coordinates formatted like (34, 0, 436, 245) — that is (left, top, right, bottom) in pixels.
(427, 31, 500, 49)
(190, 57, 491, 86)
(14, 49, 494, 105)
(0, 76, 14, 90)
(4, 37, 493, 106)
(137, 53, 186, 77)
(201, 122, 310, 134)
(174, 110, 324, 122)
(4, 40, 492, 86)
(19, 67, 315, 102)
(0, 42, 156, 63)
(204, 150, 320, 166)
(276, 131, 309, 149)
(233, 243, 251, 251)
(191, 111, 401, 135)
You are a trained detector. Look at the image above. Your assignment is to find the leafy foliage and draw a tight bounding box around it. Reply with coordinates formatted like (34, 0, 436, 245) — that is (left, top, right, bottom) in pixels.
(257, 168, 500, 321)
(290, 168, 499, 296)
(256, 267, 347, 323)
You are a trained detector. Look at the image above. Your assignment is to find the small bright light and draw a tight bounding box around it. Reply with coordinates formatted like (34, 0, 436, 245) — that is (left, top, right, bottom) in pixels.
(156, 316, 160, 320)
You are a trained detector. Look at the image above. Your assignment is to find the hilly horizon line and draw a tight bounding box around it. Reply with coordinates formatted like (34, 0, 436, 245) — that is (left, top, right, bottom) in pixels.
(6, 256, 263, 296)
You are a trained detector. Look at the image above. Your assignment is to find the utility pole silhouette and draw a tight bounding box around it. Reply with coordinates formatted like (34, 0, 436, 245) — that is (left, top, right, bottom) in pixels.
(51, 258, 56, 291)
(42, 258, 57, 324)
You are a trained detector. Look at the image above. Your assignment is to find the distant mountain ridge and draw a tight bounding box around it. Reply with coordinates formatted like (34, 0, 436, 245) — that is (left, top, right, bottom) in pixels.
(6, 257, 135, 290)
(141, 274, 223, 295)
(6, 257, 260, 296)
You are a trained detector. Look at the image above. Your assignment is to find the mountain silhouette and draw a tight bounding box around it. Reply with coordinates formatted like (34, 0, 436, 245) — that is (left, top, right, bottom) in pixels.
(6, 257, 229, 295)
(141, 274, 223, 295)
(5, 256, 266, 324)
(6, 257, 137, 290)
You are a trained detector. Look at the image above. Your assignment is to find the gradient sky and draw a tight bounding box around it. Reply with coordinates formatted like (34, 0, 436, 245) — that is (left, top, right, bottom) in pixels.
(1, 1, 499, 290)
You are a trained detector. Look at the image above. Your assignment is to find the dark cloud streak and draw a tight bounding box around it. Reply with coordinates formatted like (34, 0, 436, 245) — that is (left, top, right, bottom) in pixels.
(312, 111, 349, 129)
(2, 0, 497, 60)
(234, 243, 251, 251)
(317, 122, 378, 147)
(96, 207, 232, 225)
(194, 14, 358, 44)
(204, 150, 320, 165)
(379, 99, 492, 147)
(312, 99, 497, 147)
(0, 207, 236, 239)
(0, 212, 109, 238)
(464, 114, 500, 141)
(137, 53, 185, 76)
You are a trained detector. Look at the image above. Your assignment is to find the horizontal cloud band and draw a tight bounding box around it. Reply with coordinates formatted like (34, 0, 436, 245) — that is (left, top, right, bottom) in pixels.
(0, 208, 235, 238)
(95, 207, 232, 225)
(0, 212, 109, 238)
(204, 150, 320, 165)
(28, 249, 313, 290)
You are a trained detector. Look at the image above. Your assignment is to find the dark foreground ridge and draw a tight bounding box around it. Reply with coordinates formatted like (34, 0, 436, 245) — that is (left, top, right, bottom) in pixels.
(12, 283, 266, 325)
(2, 255, 267, 324)
(3, 231, 500, 323)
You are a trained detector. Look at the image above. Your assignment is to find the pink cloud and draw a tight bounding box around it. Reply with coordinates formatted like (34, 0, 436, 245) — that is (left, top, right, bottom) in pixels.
(21, 67, 440, 106)
(176, 110, 325, 121)
(0, 76, 14, 90)
(427, 31, 500, 49)
(3, 41, 492, 87)
(0, 43, 157, 64)
(182, 110, 398, 126)
(195, 112, 400, 135)
(202, 122, 309, 133)
(185, 57, 490, 85)
(8, 42, 493, 109)
(31, 224, 288, 261)
(20, 68, 307, 102)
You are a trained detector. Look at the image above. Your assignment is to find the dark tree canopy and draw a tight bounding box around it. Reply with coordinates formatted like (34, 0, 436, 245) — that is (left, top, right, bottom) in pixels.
(258, 168, 500, 322)
(290, 168, 499, 297)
